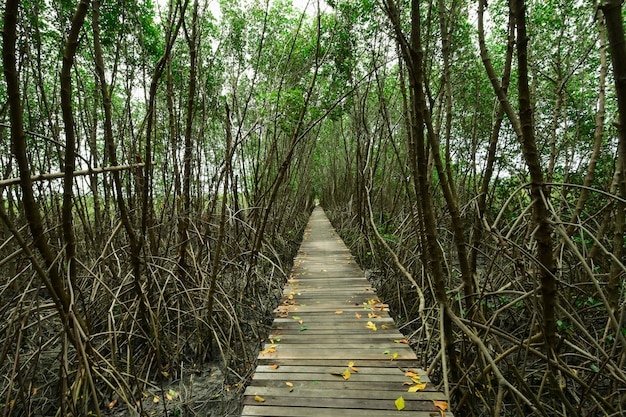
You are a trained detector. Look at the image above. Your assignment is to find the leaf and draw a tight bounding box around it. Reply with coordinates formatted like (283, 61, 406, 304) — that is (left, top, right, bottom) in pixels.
(168, 389, 179, 399)
(254, 395, 265, 403)
(366, 321, 377, 331)
(355, 313, 362, 319)
(395, 396, 405, 411)
(405, 370, 419, 378)
(394, 339, 409, 344)
(342, 369, 351, 380)
(368, 313, 381, 319)
(153, 396, 160, 404)
(434, 400, 448, 411)
(299, 325, 308, 331)
(108, 399, 118, 409)
(590, 364, 600, 373)
(269, 364, 279, 370)
(335, 310, 343, 314)
(411, 376, 422, 384)
(348, 362, 359, 372)
(286, 381, 294, 387)
(381, 324, 389, 330)
(292, 316, 301, 320)
(260, 346, 277, 354)
(408, 383, 427, 392)
(382, 350, 391, 355)
(391, 352, 399, 360)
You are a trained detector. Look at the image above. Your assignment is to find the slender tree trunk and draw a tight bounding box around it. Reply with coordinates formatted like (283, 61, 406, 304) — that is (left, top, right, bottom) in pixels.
(470, 11, 515, 277)
(513, 0, 558, 351)
(601, 0, 626, 312)
(60, 0, 90, 297)
(382, 0, 459, 382)
(3, 0, 71, 319)
(178, 0, 200, 275)
(565, 7, 607, 238)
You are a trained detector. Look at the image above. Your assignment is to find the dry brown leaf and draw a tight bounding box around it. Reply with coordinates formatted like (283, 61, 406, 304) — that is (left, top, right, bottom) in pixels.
(355, 313, 362, 319)
(335, 310, 343, 315)
(434, 400, 448, 411)
(269, 364, 279, 370)
(108, 399, 118, 409)
(260, 346, 277, 354)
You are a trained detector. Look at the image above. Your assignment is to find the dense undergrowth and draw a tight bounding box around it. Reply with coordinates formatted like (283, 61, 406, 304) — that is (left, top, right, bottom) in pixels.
(324, 196, 626, 416)
(0, 203, 311, 416)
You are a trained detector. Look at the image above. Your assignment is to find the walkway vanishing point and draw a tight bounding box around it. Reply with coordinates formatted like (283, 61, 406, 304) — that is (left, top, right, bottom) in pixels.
(241, 207, 453, 416)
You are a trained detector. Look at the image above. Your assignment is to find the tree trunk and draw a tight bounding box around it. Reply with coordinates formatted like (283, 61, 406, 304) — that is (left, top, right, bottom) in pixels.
(601, 0, 626, 312)
(60, 0, 90, 295)
(513, 0, 558, 352)
(178, 0, 200, 275)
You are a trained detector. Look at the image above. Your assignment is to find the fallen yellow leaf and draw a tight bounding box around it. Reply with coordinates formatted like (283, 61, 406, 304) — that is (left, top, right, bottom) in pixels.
(408, 383, 427, 392)
(366, 321, 377, 331)
(395, 396, 405, 411)
(342, 369, 351, 380)
(348, 361, 359, 372)
(335, 310, 343, 314)
(153, 396, 160, 404)
(286, 381, 294, 387)
(394, 339, 409, 344)
(368, 313, 381, 319)
(269, 364, 279, 370)
(254, 395, 265, 403)
(391, 352, 399, 360)
(405, 370, 419, 378)
(108, 399, 117, 409)
(381, 324, 389, 330)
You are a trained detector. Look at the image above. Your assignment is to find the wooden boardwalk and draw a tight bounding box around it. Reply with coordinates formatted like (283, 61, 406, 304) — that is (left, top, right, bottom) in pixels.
(241, 207, 452, 416)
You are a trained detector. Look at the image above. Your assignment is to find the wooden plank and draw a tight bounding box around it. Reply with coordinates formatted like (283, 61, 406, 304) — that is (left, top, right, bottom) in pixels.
(241, 406, 444, 417)
(242, 395, 443, 411)
(244, 386, 446, 401)
(247, 379, 435, 392)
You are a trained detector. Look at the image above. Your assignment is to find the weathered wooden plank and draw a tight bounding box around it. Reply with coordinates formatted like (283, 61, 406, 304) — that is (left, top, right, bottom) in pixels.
(243, 395, 442, 411)
(241, 406, 443, 417)
(254, 365, 429, 377)
(256, 358, 420, 368)
(246, 379, 435, 392)
(243, 386, 446, 401)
